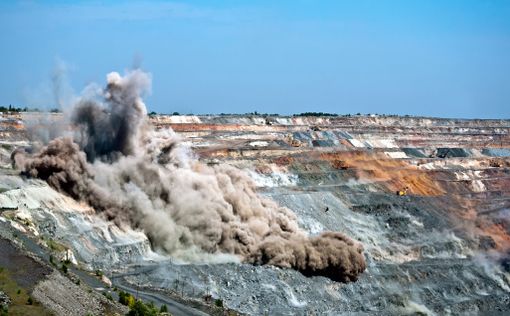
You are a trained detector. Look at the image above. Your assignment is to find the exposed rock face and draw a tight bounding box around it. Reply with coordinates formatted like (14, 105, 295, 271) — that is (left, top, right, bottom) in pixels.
(1, 111, 510, 315)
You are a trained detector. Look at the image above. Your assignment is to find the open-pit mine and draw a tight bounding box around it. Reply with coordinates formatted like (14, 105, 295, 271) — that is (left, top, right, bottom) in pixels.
(1, 71, 510, 316)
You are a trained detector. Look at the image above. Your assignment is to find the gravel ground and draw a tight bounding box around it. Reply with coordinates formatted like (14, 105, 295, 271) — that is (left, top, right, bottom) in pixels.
(33, 271, 127, 316)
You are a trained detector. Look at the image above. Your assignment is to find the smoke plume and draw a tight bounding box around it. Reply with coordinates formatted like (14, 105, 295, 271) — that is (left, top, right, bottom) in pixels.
(12, 70, 366, 282)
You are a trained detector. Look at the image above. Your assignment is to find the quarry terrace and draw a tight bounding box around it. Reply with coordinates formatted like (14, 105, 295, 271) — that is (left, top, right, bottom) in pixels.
(1, 112, 510, 315)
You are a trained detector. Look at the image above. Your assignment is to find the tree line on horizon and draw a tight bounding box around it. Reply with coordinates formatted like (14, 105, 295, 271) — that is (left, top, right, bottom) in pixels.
(0, 104, 61, 113)
(3, 105, 410, 118)
(147, 111, 394, 117)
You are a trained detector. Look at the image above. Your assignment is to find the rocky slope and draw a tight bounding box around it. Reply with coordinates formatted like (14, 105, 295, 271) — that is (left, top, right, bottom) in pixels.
(1, 112, 510, 315)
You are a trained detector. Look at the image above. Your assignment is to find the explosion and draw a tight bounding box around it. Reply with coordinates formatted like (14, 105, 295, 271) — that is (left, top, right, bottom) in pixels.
(12, 70, 366, 283)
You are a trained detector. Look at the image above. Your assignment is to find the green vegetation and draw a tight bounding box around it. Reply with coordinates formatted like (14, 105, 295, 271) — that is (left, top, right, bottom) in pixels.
(214, 298, 223, 308)
(118, 290, 135, 307)
(46, 239, 66, 252)
(0, 267, 52, 315)
(148, 111, 180, 116)
(102, 292, 113, 301)
(118, 291, 170, 316)
(60, 264, 68, 274)
(0, 105, 26, 113)
(0, 105, 61, 113)
(95, 270, 103, 277)
(1, 306, 8, 316)
(216, 112, 280, 117)
(1, 144, 12, 151)
(126, 299, 160, 316)
(293, 112, 338, 117)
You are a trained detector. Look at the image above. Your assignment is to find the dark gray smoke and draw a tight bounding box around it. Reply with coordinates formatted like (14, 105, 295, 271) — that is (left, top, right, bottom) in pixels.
(71, 71, 150, 161)
(13, 70, 366, 282)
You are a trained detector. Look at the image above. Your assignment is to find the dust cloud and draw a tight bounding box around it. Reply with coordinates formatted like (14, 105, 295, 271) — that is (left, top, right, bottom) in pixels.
(12, 69, 366, 282)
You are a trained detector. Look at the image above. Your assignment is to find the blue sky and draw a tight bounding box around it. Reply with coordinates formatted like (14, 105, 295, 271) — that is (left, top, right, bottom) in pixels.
(1, 1, 509, 118)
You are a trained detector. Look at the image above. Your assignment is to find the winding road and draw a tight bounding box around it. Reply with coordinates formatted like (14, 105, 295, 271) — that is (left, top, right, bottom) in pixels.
(0, 221, 209, 316)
